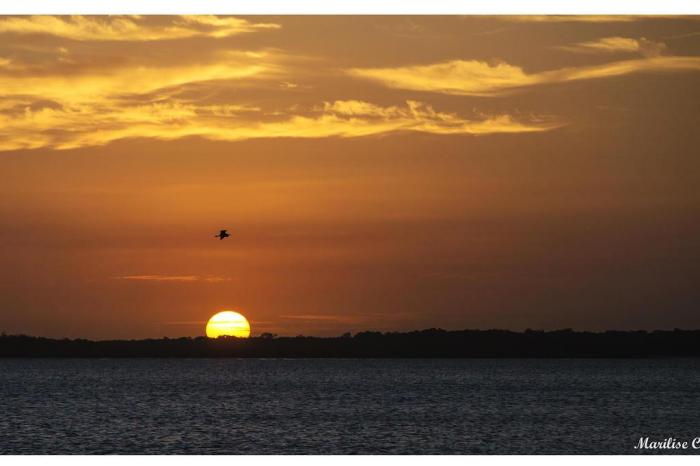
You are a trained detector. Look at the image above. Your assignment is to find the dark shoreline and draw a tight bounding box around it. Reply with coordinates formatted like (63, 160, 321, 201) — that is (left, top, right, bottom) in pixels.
(2, 328, 700, 358)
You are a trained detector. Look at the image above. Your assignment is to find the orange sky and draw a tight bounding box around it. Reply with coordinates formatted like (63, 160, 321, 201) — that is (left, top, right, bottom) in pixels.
(1, 16, 699, 338)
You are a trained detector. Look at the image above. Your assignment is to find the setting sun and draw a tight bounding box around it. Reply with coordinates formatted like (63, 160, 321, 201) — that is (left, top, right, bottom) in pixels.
(205, 311, 251, 338)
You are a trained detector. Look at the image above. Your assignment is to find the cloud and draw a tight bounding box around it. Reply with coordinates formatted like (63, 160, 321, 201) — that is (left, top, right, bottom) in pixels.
(281, 315, 349, 321)
(500, 16, 658, 23)
(0, 98, 561, 151)
(0, 50, 275, 105)
(544, 56, 700, 82)
(347, 56, 700, 96)
(348, 60, 533, 96)
(666, 31, 700, 40)
(0, 15, 280, 41)
(0, 23, 562, 152)
(278, 313, 396, 327)
(556, 37, 667, 57)
(0, 48, 281, 150)
(280, 314, 373, 325)
(116, 275, 229, 282)
(163, 321, 207, 325)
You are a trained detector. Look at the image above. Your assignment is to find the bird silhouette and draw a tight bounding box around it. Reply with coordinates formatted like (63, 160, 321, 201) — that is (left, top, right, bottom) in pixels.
(215, 229, 230, 240)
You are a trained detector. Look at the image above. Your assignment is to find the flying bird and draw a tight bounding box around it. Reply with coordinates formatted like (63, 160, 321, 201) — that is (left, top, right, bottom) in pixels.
(215, 229, 230, 240)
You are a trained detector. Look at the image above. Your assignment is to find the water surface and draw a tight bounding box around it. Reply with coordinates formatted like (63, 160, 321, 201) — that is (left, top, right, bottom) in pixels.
(1, 359, 699, 454)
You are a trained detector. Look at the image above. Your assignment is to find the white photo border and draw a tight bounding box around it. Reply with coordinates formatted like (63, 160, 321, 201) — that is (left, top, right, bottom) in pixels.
(0, 0, 699, 15)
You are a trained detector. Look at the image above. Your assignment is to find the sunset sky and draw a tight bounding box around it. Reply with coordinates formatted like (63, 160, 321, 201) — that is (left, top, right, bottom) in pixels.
(1, 15, 699, 338)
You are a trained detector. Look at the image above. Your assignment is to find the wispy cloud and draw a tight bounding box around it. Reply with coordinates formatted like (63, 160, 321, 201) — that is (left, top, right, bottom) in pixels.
(0, 98, 561, 152)
(280, 314, 370, 324)
(282, 315, 349, 321)
(347, 56, 700, 96)
(163, 320, 207, 325)
(0, 50, 275, 105)
(116, 275, 230, 282)
(556, 37, 667, 56)
(0, 48, 270, 151)
(0, 32, 563, 153)
(0, 16, 280, 41)
(500, 16, 664, 24)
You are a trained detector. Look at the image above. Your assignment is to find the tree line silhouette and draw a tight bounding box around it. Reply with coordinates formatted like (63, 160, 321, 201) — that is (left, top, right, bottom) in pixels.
(2, 328, 700, 357)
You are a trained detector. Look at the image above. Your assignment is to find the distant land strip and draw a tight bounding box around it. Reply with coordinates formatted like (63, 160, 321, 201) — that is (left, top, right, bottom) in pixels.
(2, 329, 700, 358)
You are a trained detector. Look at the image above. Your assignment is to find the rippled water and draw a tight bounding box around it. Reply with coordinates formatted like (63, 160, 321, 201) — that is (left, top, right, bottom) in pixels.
(1, 359, 699, 454)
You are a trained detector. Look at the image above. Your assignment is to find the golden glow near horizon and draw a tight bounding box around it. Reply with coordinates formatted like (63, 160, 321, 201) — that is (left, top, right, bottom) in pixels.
(205, 311, 251, 338)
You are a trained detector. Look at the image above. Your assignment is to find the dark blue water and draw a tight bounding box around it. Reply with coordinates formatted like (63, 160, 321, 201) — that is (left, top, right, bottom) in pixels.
(1, 359, 699, 454)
